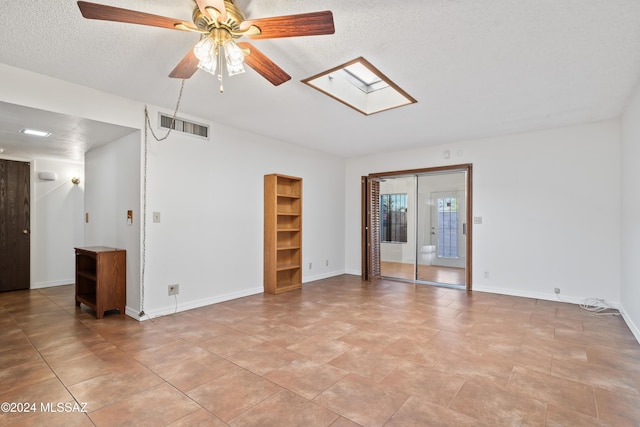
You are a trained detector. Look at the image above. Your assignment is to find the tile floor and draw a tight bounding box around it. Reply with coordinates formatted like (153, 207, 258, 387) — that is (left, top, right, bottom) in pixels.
(1, 275, 639, 426)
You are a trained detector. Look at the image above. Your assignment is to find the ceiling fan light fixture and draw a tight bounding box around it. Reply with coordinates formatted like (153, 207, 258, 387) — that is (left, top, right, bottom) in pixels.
(223, 39, 246, 76)
(226, 61, 245, 77)
(197, 57, 217, 75)
(223, 40, 244, 66)
(193, 36, 215, 62)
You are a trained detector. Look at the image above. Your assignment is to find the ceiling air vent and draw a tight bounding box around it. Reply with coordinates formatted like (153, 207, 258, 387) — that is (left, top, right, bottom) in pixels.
(158, 113, 209, 139)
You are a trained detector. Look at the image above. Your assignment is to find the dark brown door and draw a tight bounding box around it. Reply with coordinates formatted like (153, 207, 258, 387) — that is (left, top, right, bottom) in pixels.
(361, 176, 381, 281)
(0, 159, 30, 292)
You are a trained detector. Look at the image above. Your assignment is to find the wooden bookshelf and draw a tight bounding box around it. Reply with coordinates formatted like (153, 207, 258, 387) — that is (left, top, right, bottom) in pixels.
(75, 246, 126, 319)
(264, 174, 302, 294)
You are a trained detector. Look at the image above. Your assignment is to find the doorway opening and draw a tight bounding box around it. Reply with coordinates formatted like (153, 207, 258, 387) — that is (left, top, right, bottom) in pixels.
(362, 164, 472, 290)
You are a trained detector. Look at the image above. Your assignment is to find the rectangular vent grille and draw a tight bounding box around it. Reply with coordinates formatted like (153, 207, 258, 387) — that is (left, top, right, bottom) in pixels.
(159, 114, 209, 139)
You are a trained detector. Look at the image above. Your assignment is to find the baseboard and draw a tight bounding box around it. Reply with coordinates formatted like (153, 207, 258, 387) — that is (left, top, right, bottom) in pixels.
(619, 305, 640, 344)
(303, 270, 346, 283)
(344, 268, 362, 276)
(31, 279, 74, 289)
(472, 285, 593, 306)
(125, 306, 141, 320)
(138, 286, 264, 321)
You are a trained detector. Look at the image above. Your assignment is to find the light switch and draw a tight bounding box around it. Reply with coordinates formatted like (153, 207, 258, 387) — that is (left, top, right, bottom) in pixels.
(153, 212, 161, 223)
(473, 216, 483, 224)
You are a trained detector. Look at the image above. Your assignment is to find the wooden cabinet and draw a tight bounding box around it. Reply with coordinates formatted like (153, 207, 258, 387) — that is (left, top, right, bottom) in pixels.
(75, 246, 126, 319)
(264, 174, 302, 294)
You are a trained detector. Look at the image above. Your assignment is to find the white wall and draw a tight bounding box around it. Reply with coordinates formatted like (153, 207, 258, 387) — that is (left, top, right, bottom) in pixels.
(0, 64, 346, 320)
(142, 106, 346, 317)
(32, 158, 84, 288)
(85, 132, 141, 314)
(346, 120, 622, 304)
(621, 81, 640, 341)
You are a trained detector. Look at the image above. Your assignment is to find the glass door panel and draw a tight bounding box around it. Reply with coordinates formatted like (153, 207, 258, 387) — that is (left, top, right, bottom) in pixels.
(417, 172, 466, 287)
(379, 176, 416, 280)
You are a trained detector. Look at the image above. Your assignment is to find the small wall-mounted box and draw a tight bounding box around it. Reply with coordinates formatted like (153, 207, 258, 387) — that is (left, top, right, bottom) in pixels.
(38, 171, 57, 181)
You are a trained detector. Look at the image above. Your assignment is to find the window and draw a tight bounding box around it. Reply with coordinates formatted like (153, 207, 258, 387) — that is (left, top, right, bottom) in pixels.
(381, 193, 407, 243)
(438, 196, 459, 258)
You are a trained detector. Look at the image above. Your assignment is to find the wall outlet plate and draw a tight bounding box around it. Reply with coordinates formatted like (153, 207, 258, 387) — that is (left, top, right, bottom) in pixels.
(554, 287, 560, 294)
(168, 284, 179, 296)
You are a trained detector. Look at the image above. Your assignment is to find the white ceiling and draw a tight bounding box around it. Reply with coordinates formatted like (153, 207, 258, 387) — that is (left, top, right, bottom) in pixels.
(1, 0, 640, 160)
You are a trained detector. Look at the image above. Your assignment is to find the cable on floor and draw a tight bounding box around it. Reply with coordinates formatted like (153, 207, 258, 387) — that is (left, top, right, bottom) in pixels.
(579, 297, 620, 316)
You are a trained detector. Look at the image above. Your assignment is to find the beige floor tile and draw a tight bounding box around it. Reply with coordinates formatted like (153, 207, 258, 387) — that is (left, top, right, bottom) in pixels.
(68, 363, 164, 412)
(156, 353, 242, 392)
(329, 346, 409, 382)
(382, 337, 449, 368)
(0, 359, 57, 394)
(379, 363, 465, 406)
(230, 389, 339, 427)
(551, 358, 639, 396)
(266, 359, 349, 399)
(1, 276, 639, 426)
(167, 408, 228, 427)
(187, 368, 282, 422)
(287, 334, 352, 364)
(385, 396, 487, 427)
(329, 416, 362, 427)
(434, 350, 514, 387)
(198, 330, 264, 357)
(228, 341, 303, 376)
(50, 352, 112, 386)
(314, 374, 409, 426)
(507, 366, 597, 417)
(545, 404, 610, 427)
(449, 379, 546, 426)
(0, 377, 76, 425)
(7, 410, 94, 427)
(89, 382, 200, 426)
(594, 387, 640, 427)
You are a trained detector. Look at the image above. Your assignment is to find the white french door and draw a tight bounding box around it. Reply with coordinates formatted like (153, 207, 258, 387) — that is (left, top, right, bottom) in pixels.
(429, 190, 466, 269)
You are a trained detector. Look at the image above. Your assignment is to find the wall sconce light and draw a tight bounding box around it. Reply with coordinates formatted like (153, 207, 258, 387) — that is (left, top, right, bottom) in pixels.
(71, 177, 81, 185)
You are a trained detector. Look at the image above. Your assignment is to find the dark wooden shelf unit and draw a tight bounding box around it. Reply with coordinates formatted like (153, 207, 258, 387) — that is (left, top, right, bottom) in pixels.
(75, 246, 126, 319)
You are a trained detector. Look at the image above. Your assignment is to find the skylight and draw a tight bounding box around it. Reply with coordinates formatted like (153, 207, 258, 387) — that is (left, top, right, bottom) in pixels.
(302, 57, 416, 116)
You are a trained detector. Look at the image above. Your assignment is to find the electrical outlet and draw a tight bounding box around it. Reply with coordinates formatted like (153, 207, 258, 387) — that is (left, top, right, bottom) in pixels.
(325, 259, 329, 267)
(554, 288, 560, 294)
(168, 284, 179, 296)
(484, 271, 490, 279)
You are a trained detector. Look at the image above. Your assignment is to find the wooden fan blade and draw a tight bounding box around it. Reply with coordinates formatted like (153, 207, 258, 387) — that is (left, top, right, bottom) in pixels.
(169, 50, 200, 79)
(77, 1, 196, 31)
(195, 0, 227, 22)
(237, 42, 291, 86)
(241, 11, 334, 40)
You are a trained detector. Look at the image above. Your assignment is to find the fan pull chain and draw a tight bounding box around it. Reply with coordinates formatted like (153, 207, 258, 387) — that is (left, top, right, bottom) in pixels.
(217, 45, 224, 93)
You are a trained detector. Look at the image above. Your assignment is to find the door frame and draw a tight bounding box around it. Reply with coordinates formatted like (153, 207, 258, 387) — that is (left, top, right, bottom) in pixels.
(362, 164, 473, 291)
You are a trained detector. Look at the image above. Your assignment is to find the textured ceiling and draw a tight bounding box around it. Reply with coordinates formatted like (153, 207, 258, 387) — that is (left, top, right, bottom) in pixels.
(1, 0, 640, 159)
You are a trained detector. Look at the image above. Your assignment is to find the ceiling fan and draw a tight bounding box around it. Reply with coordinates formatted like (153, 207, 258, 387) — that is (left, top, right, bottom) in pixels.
(77, 1, 335, 91)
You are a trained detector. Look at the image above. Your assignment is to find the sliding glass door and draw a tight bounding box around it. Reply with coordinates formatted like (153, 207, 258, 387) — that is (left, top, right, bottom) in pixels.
(372, 166, 470, 289)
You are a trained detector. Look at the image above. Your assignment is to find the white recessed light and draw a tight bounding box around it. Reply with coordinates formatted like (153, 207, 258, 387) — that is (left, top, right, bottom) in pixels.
(20, 128, 51, 137)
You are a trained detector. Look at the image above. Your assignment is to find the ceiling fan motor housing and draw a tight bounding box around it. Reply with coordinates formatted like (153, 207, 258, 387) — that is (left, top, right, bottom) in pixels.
(193, 0, 245, 38)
